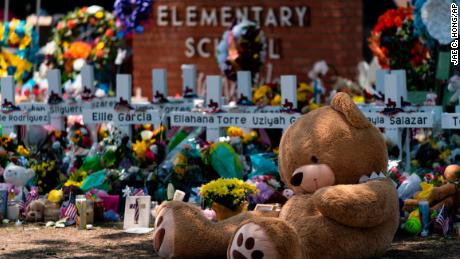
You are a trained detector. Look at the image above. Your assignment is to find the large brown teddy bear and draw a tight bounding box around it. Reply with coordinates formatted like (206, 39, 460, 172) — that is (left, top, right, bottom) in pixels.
(153, 93, 399, 258)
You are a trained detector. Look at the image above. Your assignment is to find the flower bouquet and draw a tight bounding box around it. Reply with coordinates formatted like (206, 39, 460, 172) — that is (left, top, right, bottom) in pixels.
(368, 6, 435, 91)
(45, 5, 121, 93)
(0, 19, 38, 85)
(132, 125, 166, 170)
(246, 175, 286, 208)
(200, 178, 256, 220)
(216, 20, 266, 81)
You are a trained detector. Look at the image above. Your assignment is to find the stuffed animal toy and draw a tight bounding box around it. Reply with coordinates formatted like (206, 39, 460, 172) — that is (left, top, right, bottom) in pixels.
(153, 93, 399, 258)
(26, 199, 45, 222)
(3, 163, 35, 201)
(403, 164, 460, 212)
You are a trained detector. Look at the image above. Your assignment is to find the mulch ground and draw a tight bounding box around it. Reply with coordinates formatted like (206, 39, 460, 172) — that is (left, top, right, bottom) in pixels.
(0, 223, 457, 258)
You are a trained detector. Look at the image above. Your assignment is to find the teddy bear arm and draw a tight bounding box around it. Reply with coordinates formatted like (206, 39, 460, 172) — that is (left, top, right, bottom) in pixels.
(430, 183, 457, 203)
(313, 179, 398, 228)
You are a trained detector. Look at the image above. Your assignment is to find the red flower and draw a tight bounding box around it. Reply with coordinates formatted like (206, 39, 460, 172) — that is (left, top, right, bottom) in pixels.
(383, 16, 393, 28)
(105, 29, 113, 38)
(394, 17, 402, 28)
(32, 85, 40, 96)
(145, 149, 156, 161)
(67, 20, 75, 29)
(96, 49, 104, 58)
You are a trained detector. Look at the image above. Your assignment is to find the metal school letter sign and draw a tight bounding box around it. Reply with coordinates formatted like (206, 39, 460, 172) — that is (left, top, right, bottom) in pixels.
(155, 4, 310, 60)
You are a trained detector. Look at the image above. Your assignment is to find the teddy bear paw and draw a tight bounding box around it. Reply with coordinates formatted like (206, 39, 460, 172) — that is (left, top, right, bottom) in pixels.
(229, 223, 277, 259)
(153, 206, 175, 258)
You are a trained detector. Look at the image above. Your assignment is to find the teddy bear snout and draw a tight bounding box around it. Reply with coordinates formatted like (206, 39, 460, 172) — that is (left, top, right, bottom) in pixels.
(291, 164, 336, 193)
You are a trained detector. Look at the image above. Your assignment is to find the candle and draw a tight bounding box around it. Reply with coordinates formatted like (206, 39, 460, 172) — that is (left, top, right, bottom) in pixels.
(76, 195, 87, 230)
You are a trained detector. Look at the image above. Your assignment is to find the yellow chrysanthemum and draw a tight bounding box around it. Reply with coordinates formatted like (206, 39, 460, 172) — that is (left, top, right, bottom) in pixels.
(243, 130, 257, 143)
(270, 94, 281, 105)
(297, 83, 313, 102)
(227, 127, 244, 138)
(200, 178, 257, 202)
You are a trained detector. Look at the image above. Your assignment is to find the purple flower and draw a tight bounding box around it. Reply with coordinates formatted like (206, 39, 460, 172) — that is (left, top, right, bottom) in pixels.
(249, 182, 275, 204)
(114, 0, 153, 33)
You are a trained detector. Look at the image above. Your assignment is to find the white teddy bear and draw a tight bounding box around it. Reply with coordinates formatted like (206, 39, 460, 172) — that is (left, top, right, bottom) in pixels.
(3, 163, 35, 201)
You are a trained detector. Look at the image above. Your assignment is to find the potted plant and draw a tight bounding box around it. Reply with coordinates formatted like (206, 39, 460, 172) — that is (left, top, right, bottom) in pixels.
(200, 178, 256, 220)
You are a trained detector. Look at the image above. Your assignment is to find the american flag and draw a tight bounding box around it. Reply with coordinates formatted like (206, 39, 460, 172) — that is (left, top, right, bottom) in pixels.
(435, 205, 450, 236)
(26, 188, 39, 203)
(133, 189, 145, 196)
(20, 187, 39, 216)
(65, 202, 77, 221)
(130, 198, 140, 224)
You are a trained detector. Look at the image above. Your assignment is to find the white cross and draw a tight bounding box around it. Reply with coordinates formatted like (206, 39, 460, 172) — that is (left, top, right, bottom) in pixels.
(151, 68, 195, 118)
(82, 74, 160, 138)
(170, 74, 301, 142)
(360, 69, 440, 171)
(0, 76, 49, 136)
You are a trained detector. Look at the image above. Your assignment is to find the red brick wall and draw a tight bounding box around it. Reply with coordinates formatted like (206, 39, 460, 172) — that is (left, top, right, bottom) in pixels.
(133, 0, 363, 98)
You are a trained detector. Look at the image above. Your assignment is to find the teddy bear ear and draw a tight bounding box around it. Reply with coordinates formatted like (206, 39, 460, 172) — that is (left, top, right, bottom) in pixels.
(331, 92, 372, 129)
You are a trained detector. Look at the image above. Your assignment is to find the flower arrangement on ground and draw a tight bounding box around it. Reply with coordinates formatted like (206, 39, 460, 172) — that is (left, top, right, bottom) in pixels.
(200, 178, 256, 212)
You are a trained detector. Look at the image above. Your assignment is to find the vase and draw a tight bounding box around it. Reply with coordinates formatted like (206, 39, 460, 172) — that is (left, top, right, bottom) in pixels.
(211, 202, 247, 221)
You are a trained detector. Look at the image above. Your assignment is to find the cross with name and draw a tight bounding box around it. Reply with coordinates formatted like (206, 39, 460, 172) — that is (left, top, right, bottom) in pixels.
(0, 76, 50, 136)
(151, 67, 197, 117)
(82, 74, 161, 137)
(170, 74, 301, 141)
(359, 69, 440, 171)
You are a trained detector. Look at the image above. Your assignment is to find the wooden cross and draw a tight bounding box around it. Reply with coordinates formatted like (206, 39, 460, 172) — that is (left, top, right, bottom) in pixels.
(0, 76, 49, 136)
(170, 74, 300, 142)
(151, 68, 196, 121)
(82, 74, 161, 138)
(360, 69, 440, 171)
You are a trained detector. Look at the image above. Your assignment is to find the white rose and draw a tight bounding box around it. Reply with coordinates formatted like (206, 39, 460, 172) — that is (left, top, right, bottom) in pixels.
(87, 5, 103, 14)
(73, 58, 86, 72)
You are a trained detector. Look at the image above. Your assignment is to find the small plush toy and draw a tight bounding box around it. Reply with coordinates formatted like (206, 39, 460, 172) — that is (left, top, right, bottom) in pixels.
(3, 163, 35, 201)
(153, 93, 399, 258)
(403, 164, 460, 212)
(25, 199, 45, 222)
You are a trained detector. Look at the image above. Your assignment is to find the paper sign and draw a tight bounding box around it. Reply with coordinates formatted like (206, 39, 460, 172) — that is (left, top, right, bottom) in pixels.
(171, 112, 300, 129)
(154, 102, 193, 114)
(229, 106, 283, 114)
(87, 97, 117, 109)
(50, 102, 84, 116)
(123, 196, 151, 230)
(442, 113, 460, 129)
(83, 108, 160, 125)
(363, 112, 433, 128)
(18, 103, 49, 113)
(0, 110, 50, 125)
